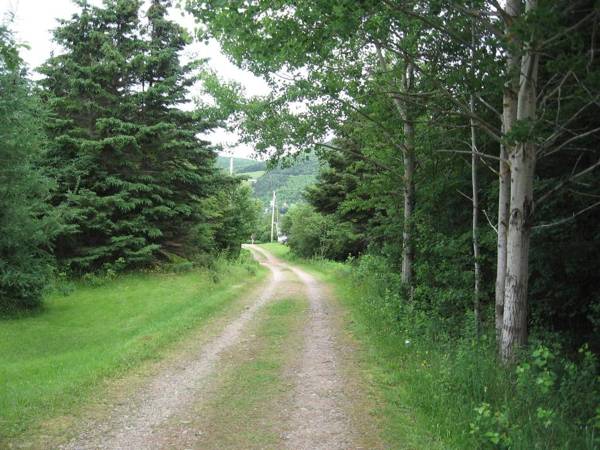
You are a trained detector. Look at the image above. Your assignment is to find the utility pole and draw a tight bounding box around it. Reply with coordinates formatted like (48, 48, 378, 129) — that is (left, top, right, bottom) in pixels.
(270, 190, 276, 242)
(229, 156, 233, 176)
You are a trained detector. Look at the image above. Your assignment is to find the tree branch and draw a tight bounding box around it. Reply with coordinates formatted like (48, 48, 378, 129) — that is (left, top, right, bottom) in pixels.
(542, 126, 600, 158)
(537, 158, 600, 205)
(534, 200, 600, 230)
(483, 208, 499, 233)
(436, 149, 509, 164)
(542, 10, 597, 48)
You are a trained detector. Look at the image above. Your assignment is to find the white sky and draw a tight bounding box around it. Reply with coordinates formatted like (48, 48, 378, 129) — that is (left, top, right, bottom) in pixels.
(1, 0, 270, 159)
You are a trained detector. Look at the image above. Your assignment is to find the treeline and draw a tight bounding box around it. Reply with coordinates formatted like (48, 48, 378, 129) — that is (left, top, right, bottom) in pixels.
(189, 0, 599, 445)
(190, 0, 600, 359)
(0, 0, 258, 312)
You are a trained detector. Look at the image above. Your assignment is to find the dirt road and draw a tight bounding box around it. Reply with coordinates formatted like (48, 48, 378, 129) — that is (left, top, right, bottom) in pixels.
(54, 245, 379, 450)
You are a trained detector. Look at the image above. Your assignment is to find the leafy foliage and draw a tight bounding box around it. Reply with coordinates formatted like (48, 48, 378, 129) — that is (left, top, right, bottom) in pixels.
(190, 0, 600, 351)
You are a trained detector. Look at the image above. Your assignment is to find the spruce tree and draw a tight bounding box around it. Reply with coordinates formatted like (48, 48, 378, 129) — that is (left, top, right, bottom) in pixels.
(0, 26, 55, 311)
(133, 0, 217, 255)
(41, 0, 217, 272)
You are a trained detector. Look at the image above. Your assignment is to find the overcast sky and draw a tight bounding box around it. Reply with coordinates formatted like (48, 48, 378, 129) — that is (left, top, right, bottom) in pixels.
(1, 0, 270, 159)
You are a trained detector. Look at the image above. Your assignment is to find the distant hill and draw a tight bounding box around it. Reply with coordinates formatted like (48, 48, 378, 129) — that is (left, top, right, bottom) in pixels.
(253, 155, 320, 206)
(216, 156, 266, 173)
(215, 154, 320, 206)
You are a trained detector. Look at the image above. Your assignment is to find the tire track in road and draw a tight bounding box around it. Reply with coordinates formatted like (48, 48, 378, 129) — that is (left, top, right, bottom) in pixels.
(60, 249, 283, 450)
(61, 245, 371, 449)
(248, 245, 357, 450)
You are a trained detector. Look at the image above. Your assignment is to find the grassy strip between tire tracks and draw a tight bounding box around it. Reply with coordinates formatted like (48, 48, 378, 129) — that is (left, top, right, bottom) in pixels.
(0, 251, 267, 443)
(180, 296, 308, 449)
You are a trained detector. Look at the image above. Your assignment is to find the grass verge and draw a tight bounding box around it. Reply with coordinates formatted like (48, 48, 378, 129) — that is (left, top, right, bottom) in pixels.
(259, 243, 599, 449)
(0, 251, 266, 443)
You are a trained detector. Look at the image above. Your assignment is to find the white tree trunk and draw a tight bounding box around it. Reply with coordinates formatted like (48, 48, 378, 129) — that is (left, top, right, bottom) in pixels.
(501, 0, 539, 362)
(495, 139, 510, 340)
(496, 0, 520, 346)
(376, 47, 416, 287)
(471, 99, 482, 334)
(470, 11, 481, 335)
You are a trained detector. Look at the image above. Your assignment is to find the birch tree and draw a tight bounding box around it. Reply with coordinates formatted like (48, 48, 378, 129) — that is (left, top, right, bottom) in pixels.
(485, 0, 600, 361)
(381, 0, 600, 360)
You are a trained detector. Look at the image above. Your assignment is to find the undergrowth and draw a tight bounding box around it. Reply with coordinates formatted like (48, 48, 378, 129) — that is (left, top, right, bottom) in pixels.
(263, 243, 600, 449)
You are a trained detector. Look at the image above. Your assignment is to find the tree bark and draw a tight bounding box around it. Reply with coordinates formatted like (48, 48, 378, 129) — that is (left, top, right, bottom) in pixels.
(496, 0, 520, 346)
(400, 62, 416, 287)
(501, 139, 536, 362)
(376, 47, 416, 288)
(495, 139, 510, 341)
(501, 0, 539, 362)
(470, 95, 482, 335)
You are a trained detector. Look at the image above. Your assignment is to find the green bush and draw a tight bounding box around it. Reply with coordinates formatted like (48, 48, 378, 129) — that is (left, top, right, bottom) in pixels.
(282, 204, 362, 260)
(283, 204, 331, 258)
(345, 255, 600, 449)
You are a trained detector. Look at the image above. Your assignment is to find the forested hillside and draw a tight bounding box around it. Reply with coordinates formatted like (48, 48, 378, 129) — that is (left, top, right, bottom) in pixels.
(216, 155, 320, 205)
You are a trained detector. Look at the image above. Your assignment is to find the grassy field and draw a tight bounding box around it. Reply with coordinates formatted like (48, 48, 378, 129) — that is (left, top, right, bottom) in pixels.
(0, 253, 266, 441)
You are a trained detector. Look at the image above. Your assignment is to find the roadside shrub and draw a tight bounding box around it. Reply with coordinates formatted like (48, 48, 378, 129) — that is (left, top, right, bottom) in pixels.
(284, 204, 333, 258)
(345, 254, 600, 448)
(283, 204, 362, 260)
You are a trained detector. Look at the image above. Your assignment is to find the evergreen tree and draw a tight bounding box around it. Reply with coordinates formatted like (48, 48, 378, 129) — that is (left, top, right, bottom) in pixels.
(0, 25, 56, 311)
(40, 0, 217, 272)
(134, 0, 217, 256)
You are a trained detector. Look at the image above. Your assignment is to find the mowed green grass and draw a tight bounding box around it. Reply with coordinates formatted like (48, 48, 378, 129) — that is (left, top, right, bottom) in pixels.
(258, 243, 290, 259)
(0, 257, 266, 440)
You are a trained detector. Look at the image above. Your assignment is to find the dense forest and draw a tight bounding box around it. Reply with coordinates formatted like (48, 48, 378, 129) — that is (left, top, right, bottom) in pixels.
(1, 0, 599, 447)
